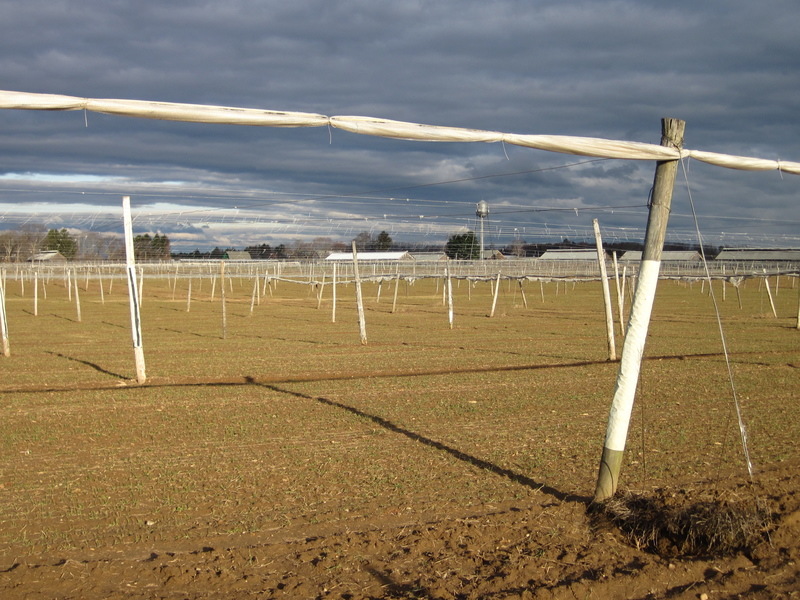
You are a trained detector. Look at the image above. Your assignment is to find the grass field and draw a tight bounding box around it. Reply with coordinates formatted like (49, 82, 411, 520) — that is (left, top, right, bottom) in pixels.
(1, 270, 798, 598)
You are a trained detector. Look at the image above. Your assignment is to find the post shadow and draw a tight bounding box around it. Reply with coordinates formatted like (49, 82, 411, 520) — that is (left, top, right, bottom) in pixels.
(246, 376, 589, 505)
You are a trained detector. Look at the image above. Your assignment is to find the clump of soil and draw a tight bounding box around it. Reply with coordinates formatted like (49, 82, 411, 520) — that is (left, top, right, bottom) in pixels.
(591, 487, 773, 557)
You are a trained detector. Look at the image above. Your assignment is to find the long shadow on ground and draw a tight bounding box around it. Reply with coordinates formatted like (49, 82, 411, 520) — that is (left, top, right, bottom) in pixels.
(247, 376, 589, 505)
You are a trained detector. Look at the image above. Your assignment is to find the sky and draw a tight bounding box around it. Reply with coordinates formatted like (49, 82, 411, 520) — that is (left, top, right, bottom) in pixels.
(0, 0, 798, 252)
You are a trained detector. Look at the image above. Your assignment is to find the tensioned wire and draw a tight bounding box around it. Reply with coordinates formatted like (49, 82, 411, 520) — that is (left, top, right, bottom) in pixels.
(679, 157, 754, 482)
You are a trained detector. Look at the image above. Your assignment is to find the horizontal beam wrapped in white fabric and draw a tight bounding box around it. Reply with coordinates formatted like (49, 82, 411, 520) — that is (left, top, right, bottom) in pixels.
(686, 149, 800, 176)
(1, 89, 798, 175)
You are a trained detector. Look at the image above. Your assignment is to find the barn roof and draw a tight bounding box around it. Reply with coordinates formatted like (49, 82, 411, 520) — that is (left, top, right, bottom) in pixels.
(27, 250, 67, 262)
(538, 249, 599, 260)
(223, 250, 252, 260)
(714, 248, 800, 261)
(325, 251, 413, 261)
(620, 250, 701, 261)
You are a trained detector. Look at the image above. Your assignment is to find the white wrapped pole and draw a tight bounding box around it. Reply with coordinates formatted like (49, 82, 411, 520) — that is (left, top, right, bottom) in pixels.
(594, 118, 685, 502)
(122, 196, 146, 383)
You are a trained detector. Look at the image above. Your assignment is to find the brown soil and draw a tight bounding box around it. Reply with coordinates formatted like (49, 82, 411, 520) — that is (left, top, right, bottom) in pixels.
(1, 275, 798, 598)
(2, 461, 799, 599)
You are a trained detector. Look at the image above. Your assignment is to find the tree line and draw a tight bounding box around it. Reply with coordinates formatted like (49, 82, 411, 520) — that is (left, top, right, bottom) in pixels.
(0, 226, 170, 262)
(2, 224, 692, 263)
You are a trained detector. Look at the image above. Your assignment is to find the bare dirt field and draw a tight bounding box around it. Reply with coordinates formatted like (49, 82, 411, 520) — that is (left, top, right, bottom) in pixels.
(1, 270, 798, 598)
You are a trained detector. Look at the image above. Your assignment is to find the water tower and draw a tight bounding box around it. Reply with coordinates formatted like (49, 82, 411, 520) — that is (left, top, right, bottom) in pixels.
(476, 200, 489, 259)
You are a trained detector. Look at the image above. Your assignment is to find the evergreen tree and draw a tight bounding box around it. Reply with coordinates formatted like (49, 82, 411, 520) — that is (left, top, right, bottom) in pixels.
(375, 231, 393, 251)
(43, 228, 78, 259)
(445, 231, 480, 260)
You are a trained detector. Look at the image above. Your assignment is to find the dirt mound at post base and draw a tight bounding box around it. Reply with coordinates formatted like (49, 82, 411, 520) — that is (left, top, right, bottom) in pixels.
(2, 461, 799, 600)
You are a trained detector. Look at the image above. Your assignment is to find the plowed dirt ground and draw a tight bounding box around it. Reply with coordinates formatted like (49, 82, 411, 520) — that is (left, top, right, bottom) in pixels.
(1, 272, 798, 598)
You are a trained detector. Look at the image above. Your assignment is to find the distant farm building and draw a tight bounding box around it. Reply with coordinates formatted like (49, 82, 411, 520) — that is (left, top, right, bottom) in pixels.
(325, 251, 414, 261)
(714, 248, 800, 262)
(223, 251, 252, 260)
(409, 252, 449, 261)
(27, 250, 67, 263)
(619, 250, 701, 262)
(538, 249, 600, 260)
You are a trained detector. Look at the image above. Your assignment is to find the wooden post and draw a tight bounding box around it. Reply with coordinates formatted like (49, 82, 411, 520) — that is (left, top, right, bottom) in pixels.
(446, 264, 454, 329)
(316, 274, 326, 310)
(34, 271, 39, 317)
(518, 280, 528, 309)
(250, 277, 258, 314)
(122, 196, 146, 384)
(763, 272, 777, 318)
(391, 272, 400, 314)
(0, 273, 9, 357)
(221, 261, 227, 339)
(594, 219, 616, 360)
(352, 242, 368, 345)
(186, 278, 192, 312)
(489, 272, 501, 317)
(331, 263, 337, 323)
(796, 283, 800, 329)
(613, 253, 626, 337)
(73, 271, 82, 322)
(594, 118, 685, 502)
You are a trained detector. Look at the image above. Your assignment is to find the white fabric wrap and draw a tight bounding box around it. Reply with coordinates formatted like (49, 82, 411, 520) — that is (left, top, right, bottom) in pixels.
(604, 259, 660, 452)
(1, 89, 799, 174)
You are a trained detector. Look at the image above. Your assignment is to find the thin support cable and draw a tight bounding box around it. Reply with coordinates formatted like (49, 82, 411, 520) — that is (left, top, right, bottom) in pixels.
(679, 158, 754, 481)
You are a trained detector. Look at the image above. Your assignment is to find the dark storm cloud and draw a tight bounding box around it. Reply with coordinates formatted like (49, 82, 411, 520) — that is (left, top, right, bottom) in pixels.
(0, 0, 798, 250)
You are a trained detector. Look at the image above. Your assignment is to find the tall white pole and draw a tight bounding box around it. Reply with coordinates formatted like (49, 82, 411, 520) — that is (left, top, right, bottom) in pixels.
(594, 118, 685, 502)
(122, 196, 146, 384)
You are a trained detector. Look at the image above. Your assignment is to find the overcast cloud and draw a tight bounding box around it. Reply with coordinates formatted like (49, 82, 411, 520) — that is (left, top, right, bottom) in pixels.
(1, 0, 798, 251)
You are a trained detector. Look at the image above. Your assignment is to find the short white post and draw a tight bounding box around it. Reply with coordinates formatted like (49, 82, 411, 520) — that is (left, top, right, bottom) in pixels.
(446, 265, 454, 329)
(763, 272, 777, 318)
(250, 277, 258, 315)
(316, 275, 326, 310)
(0, 274, 10, 357)
(186, 278, 192, 312)
(594, 219, 616, 360)
(489, 272, 501, 317)
(391, 272, 400, 314)
(331, 264, 338, 323)
(221, 261, 227, 339)
(795, 283, 800, 329)
(34, 271, 39, 317)
(613, 253, 626, 337)
(352, 242, 368, 345)
(73, 271, 82, 322)
(122, 196, 146, 384)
